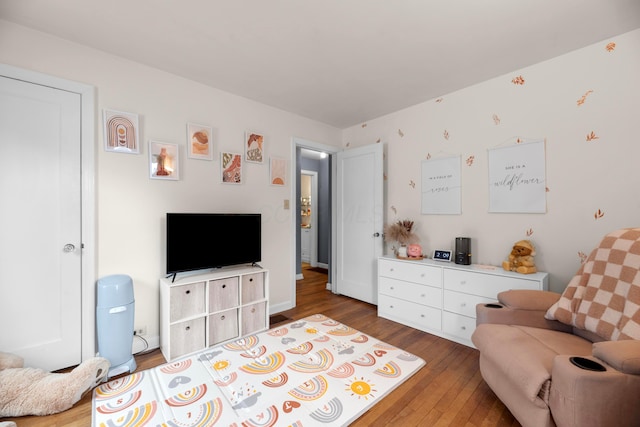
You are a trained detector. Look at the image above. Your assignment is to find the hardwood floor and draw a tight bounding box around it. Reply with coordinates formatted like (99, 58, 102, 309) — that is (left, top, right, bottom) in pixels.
(1, 264, 519, 426)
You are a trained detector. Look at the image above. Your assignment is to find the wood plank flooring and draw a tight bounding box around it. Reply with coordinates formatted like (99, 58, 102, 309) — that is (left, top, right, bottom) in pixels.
(1, 264, 520, 426)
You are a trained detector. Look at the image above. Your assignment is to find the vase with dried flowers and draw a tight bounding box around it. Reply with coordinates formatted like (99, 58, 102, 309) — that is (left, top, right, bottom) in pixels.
(383, 219, 420, 258)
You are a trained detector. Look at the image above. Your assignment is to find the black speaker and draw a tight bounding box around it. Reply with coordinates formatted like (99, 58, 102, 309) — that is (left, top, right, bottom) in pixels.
(455, 237, 471, 265)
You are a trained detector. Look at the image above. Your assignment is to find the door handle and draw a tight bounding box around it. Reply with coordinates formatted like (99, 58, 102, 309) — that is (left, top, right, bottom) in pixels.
(63, 243, 76, 253)
(373, 232, 381, 237)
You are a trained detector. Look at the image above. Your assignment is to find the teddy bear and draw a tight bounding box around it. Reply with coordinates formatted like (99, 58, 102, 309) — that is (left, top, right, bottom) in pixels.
(0, 351, 110, 418)
(502, 239, 537, 274)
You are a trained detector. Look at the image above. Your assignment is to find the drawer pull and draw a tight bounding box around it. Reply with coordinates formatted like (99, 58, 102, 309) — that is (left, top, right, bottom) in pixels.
(389, 305, 394, 309)
(421, 273, 425, 277)
(460, 281, 467, 285)
(461, 303, 466, 307)
(221, 315, 226, 320)
(185, 290, 191, 295)
(222, 284, 226, 289)
(461, 326, 466, 330)
(249, 278, 254, 282)
(421, 314, 425, 318)
(185, 326, 191, 331)
(420, 294, 426, 298)
(390, 286, 394, 290)
(390, 268, 394, 272)
(251, 308, 256, 313)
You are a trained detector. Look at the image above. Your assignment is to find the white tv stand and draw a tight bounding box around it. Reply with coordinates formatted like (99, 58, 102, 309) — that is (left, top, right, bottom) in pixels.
(160, 264, 269, 361)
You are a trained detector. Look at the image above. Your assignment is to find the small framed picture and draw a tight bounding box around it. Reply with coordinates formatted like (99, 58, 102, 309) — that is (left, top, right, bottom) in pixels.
(149, 141, 179, 180)
(221, 152, 242, 184)
(270, 157, 286, 186)
(187, 123, 213, 160)
(245, 131, 264, 163)
(103, 109, 140, 154)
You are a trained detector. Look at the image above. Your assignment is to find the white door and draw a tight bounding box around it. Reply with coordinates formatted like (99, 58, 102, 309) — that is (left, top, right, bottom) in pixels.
(336, 143, 384, 304)
(0, 75, 83, 371)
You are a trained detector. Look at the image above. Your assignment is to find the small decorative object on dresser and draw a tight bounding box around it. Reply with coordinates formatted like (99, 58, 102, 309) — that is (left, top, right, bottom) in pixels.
(502, 239, 537, 274)
(384, 219, 421, 259)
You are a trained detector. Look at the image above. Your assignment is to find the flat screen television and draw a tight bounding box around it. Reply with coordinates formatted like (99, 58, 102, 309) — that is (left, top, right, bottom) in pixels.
(166, 213, 261, 278)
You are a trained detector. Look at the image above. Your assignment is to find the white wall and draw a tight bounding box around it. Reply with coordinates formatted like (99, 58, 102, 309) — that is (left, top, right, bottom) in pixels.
(343, 29, 640, 292)
(0, 21, 341, 345)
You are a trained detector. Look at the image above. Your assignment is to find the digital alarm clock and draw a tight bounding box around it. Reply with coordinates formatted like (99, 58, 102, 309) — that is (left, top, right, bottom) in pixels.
(432, 249, 453, 262)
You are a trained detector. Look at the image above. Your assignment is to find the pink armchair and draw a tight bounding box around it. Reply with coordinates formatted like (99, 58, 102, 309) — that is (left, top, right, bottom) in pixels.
(472, 228, 640, 427)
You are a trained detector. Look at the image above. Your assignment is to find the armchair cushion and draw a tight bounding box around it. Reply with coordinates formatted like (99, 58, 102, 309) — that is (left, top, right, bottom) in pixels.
(545, 228, 640, 341)
(593, 340, 640, 374)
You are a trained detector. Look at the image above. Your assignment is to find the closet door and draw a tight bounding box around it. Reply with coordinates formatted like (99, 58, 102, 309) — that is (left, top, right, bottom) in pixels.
(0, 75, 83, 371)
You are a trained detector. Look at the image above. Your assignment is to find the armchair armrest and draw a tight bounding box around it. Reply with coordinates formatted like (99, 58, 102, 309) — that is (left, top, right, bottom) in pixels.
(550, 354, 640, 427)
(593, 340, 640, 374)
(476, 289, 572, 332)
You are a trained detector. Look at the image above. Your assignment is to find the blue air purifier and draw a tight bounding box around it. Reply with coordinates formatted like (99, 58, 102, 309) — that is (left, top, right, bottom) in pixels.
(96, 274, 137, 378)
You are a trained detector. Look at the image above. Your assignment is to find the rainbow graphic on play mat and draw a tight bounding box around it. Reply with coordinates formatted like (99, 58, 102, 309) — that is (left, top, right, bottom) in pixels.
(288, 375, 329, 401)
(165, 384, 208, 407)
(240, 351, 286, 374)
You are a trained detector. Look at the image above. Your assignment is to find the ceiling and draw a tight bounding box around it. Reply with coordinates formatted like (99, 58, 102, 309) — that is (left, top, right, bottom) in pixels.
(1, 0, 639, 128)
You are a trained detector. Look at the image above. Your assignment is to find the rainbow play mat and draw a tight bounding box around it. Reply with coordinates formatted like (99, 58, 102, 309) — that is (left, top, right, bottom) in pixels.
(92, 314, 425, 426)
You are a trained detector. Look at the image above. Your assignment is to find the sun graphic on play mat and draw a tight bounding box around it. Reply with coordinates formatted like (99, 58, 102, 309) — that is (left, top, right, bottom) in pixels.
(213, 359, 230, 370)
(346, 376, 377, 400)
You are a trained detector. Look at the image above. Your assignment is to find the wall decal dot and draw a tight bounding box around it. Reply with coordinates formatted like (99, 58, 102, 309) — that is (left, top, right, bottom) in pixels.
(586, 131, 599, 141)
(577, 90, 594, 106)
(376, 138, 381, 143)
(594, 209, 605, 219)
(426, 153, 431, 160)
(435, 97, 444, 103)
(511, 75, 525, 85)
(398, 129, 404, 137)
(466, 156, 474, 166)
(578, 251, 588, 263)
(409, 180, 416, 188)
(492, 114, 501, 125)
(526, 228, 533, 237)
(443, 130, 450, 140)
(361, 123, 367, 128)
(606, 42, 616, 52)
(390, 206, 397, 214)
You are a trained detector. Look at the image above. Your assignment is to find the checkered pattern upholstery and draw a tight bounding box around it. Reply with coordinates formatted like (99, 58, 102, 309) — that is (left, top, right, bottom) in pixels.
(545, 228, 640, 341)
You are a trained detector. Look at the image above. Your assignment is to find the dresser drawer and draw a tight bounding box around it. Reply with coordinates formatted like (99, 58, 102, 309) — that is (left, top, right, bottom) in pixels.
(208, 308, 239, 345)
(209, 277, 239, 312)
(379, 277, 442, 309)
(169, 317, 206, 359)
(378, 294, 442, 332)
(241, 301, 267, 335)
(241, 272, 265, 304)
(169, 282, 206, 322)
(442, 311, 476, 343)
(378, 259, 442, 287)
(444, 269, 540, 299)
(443, 290, 495, 318)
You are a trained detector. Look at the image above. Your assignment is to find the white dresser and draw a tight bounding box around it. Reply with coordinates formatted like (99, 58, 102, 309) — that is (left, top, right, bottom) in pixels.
(378, 256, 548, 347)
(160, 265, 269, 361)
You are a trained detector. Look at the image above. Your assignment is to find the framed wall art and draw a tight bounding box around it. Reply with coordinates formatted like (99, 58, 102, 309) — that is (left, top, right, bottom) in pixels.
(270, 157, 286, 186)
(221, 151, 242, 184)
(149, 141, 179, 180)
(245, 131, 264, 163)
(103, 109, 140, 154)
(187, 122, 213, 160)
(488, 140, 546, 213)
(421, 155, 462, 214)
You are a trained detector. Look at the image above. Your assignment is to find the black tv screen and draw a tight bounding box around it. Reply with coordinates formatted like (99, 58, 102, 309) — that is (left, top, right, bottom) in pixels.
(166, 213, 261, 274)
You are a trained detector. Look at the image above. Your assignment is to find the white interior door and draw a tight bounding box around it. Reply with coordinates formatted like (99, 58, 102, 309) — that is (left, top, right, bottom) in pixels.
(0, 75, 83, 370)
(336, 143, 384, 304)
